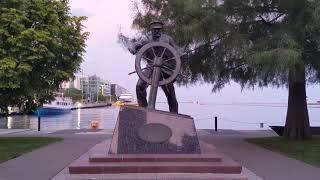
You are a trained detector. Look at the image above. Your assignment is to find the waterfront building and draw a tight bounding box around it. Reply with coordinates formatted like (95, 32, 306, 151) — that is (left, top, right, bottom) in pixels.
(70, 76, 82, 90)
(80, 75, 112, 103)
(59, 75, 125, 103)
(60, 76, 82, 90)
(81, 75, 99, 103)
(101, 81, 111, 97)
(111, 84, 129, 97)
(60, 81, 71, 89)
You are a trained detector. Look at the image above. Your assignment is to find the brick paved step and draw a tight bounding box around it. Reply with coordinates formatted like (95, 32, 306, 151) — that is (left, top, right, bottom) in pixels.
(64, 173, 248, 180)
(69, 160, 242, 174)
(89, 153, 222, 162)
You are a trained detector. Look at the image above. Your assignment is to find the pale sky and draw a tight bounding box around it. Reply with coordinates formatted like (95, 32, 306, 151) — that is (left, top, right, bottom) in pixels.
(69, 0, 320, 104)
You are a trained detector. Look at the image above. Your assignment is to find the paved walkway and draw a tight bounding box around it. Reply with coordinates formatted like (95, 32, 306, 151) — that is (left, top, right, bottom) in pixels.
(198, 129, 320, 180)
(0, 129, 113, 180)
(0, 129, 32, 135)
(0, 129, 319, 180)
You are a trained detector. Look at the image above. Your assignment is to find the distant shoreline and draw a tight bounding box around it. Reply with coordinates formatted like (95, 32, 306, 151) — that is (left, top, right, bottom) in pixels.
(1, 102, 320, 118)
(70, 103, 111, 110)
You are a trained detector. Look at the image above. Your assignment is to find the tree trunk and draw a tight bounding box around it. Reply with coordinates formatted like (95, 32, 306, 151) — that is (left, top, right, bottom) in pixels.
(284, 67, 311, 140)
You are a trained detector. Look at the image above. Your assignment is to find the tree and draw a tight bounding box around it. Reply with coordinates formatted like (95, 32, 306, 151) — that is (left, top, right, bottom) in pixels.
(0, 0, 88, 114)
(131, 0, 320, 139)
(98, 93, 107, 103)
(109, 95, 117, 103)
(64, 88, 82, 102)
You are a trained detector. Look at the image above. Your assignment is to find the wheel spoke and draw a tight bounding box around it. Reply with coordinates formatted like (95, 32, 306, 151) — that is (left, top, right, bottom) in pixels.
(142, 50, 154, 63)
(128, 65, 153, 75)
(163, 61, 174, 68)
(151, 47, 156, 58)
(143, 65, 153, 70)
(160, 71, 166, 81)
(163, 64, 175, 71)
(161, 68, 172, 76)
(161, 65, 174, 75)
(143, 56, 154, 63)
(160, 48, 167, 58)
(163, 57, 175, 63)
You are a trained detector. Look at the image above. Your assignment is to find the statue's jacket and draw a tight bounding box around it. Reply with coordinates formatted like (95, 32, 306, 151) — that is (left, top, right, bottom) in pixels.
(129, 33, 182, 78)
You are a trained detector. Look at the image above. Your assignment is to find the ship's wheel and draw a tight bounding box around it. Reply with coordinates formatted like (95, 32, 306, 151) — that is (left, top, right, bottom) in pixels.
(134, 42, 181, 109)
(135, 42, 181, 86)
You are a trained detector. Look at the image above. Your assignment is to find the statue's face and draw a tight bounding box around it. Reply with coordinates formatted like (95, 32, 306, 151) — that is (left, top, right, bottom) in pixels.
(151, 28, 162, 40)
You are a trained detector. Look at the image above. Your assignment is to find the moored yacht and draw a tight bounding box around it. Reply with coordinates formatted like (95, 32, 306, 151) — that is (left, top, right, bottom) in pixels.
(118, 93, 134, 102)
(36, 97, 72, 115)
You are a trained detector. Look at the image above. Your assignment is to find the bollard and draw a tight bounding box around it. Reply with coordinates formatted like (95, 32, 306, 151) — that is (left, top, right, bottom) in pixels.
(91, 120, 99, 130)
(38, 116, 41, 131)
(215, 116, 218, 131)
(260, 123, 264, 128)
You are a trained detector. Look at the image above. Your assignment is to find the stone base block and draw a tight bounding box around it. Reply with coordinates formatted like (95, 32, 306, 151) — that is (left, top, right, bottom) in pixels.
(109, 105, 201, 154)
(89, 153, 222, 163)
(69, 139, 243, 175)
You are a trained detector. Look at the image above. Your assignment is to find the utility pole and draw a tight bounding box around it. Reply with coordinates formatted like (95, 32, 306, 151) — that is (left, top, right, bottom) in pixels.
(97, 84, 99, 103)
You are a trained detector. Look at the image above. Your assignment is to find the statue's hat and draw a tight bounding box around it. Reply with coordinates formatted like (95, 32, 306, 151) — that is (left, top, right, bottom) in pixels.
(149, 21, 164, 29)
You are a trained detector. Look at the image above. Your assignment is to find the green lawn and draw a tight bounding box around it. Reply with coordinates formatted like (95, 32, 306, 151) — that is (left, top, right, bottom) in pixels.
(247, 137, 320, 167)
(0, 137, 62, 163)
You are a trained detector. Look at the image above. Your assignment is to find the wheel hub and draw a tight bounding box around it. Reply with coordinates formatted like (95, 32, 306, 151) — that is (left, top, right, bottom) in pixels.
(153, 57, 163, 67)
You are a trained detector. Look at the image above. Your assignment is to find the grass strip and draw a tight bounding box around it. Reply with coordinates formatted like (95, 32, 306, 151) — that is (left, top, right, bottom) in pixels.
(0, 137, 62, 163)
(247, 137, 320, 167)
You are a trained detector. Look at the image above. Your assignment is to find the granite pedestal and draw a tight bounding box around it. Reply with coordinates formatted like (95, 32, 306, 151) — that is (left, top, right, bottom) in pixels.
(68, 106, 246, 178)
(109, 105, 201, 154)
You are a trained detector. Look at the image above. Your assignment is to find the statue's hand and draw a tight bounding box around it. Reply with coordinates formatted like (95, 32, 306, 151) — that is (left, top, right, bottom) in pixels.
(128, 48, 136, 55)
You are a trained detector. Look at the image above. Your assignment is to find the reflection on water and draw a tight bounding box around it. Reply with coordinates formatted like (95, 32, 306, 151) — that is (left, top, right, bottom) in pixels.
(1, 115, 31, 129)
(7, 116, 13, 129)
(0, 107, 119, 131)
(0, 103, 319, 130)
(77, 108, 81, 129)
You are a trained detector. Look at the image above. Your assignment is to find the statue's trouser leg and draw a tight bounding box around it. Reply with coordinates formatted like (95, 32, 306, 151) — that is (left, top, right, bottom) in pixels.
(136, 78, 149, 107)
(161, 83, 178, 113)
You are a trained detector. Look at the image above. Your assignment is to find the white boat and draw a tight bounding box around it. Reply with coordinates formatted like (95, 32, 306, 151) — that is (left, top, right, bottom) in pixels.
(36, 97, 72, 115)
(118, 93, 134, 102)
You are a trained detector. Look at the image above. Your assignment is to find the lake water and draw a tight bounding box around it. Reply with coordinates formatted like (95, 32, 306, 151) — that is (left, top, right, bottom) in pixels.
(1, 102, 319, 131)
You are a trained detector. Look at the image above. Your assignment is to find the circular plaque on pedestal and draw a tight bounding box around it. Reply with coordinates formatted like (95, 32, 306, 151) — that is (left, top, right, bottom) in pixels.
(138, 123, 172, 143)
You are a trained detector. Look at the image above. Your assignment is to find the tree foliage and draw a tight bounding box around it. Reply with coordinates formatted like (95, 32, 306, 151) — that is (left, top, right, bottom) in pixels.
(131, 0, 320, 139)
(98, 93, 107, 103)
(0, 0, 88, 113)
(63, 88, 82, 102)
(133, 0, 320, 86)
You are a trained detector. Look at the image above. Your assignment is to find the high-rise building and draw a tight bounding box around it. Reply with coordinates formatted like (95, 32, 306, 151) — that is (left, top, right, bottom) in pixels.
(61, 75, 124, 103)
(101, 81, 111, 97)
(80, 75, 99, 103)
(79, 75, 112, 103)
(70, 76, 81, 90)
(60, 76, 82, 90)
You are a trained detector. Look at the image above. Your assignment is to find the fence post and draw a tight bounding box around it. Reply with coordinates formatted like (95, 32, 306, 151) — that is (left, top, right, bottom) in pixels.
(260, 122, 264, 128)
(38, 112, 41, 131)
(215, 116, 218, 131)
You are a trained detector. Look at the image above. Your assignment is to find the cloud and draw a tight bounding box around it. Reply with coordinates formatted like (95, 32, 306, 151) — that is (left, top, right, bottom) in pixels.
(71, 8, 93, 17)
